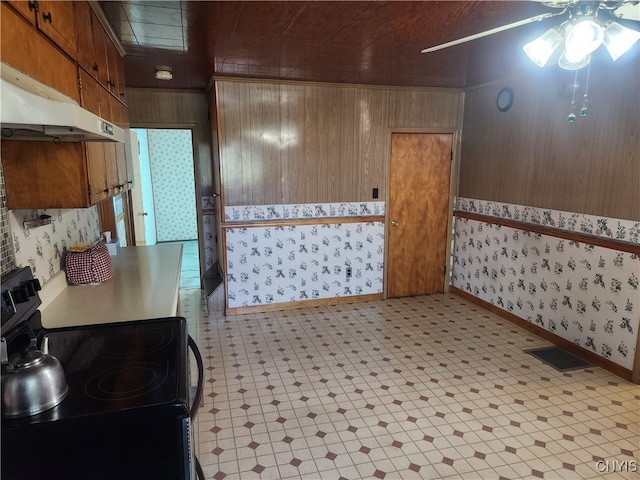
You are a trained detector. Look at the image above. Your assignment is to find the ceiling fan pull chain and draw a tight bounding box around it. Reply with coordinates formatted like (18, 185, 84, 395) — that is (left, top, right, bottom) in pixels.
(567, 70, 579, 123)
(580, 62, 592, 118)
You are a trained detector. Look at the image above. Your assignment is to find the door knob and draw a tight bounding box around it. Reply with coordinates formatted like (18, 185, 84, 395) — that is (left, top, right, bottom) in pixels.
(391, 220, 398, 226)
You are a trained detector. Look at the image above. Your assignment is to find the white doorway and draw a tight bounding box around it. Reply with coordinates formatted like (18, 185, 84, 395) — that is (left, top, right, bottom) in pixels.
(130, 130, 157, 246)
(131, 128, 201, 289)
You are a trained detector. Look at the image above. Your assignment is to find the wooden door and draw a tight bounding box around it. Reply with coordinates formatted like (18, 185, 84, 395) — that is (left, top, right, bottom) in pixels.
(387, 133, 452, 297)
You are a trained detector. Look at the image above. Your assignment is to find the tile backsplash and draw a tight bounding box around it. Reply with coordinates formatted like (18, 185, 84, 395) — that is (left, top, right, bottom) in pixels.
(0, 162, 15, 274)
(8, 207, 100, 286)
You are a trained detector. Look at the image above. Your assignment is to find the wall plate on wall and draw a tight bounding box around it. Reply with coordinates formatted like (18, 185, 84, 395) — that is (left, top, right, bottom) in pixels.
(497, 87, 514, 112)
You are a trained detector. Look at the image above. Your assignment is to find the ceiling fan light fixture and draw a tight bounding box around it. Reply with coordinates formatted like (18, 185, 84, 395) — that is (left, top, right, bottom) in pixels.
(558, 51, 591, 70)
(603, 21, 640, 60)
(564, 18, 604, 59)
(155, 66, 173, 81)
(523, 27, 564, 67)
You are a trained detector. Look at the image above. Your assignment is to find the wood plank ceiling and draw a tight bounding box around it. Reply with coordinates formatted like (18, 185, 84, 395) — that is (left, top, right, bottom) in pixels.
(100, 1, 564, 90)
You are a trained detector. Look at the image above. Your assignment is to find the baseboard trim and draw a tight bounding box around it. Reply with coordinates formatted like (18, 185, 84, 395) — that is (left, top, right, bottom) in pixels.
(226, 293, 384, 316)
(449, 286, 634, 383)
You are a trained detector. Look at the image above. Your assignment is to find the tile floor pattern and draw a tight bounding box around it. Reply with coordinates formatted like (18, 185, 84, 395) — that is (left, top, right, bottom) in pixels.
(179, 291, 640, 480)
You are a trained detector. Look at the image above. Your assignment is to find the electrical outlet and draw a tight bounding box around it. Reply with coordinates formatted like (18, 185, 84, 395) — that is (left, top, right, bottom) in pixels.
(346, 267, 352, 278)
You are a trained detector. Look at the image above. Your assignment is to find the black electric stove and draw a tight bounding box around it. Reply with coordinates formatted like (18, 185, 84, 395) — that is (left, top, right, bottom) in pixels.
(1, 267, 198, 480)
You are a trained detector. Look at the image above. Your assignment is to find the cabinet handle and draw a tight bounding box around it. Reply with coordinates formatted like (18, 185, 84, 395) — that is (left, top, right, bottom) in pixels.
(103, 187, 109, 193)
(42, 11, 52, 23)
(92, 63, 99, 72)
(118, 184, 124, 189)
(28, 1, 37, 12)
(120, 92, 126, 98)
(127, 180, 133, 185)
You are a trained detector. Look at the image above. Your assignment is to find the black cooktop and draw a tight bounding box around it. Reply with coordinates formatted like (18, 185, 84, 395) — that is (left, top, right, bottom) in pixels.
(3, 317, 189, 427)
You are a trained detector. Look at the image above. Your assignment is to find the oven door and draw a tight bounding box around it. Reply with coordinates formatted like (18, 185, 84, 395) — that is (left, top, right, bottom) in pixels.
(2, 402, 193, 480)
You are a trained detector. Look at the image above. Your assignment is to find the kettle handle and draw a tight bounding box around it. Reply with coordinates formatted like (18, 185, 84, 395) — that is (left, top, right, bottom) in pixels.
(41, 336, 50, 355)
(21, 323, 38, 354)
(1, 337, 7, 364)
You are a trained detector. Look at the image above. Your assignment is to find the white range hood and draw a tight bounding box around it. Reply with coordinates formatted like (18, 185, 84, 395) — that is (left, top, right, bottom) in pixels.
(0, 63, 125, 143)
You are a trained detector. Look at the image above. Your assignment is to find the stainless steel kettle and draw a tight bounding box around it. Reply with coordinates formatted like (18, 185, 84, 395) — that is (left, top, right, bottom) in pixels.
(1, 334, 68, 418)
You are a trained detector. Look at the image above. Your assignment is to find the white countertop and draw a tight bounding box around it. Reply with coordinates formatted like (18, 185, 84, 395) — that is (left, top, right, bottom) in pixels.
(41, 244, 183, 329)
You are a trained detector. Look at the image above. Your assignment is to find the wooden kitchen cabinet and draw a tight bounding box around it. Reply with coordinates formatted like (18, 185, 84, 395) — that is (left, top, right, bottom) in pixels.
(6, 0, 77, 59)
(5, 0, 38, 25)
(91, 11, 110, 89)
(74, 1, 97, 75)
(79, 67, 101, 116)
(2, 142, 92, 208)
(37, 1, 77, 57)
(2, 1, 132, 210)
(1, 140, 128, 209)
(1, 2, 79, 102)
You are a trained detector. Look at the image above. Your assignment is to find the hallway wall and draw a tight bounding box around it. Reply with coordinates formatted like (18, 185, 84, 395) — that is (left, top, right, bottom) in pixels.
(147, 129, 198, 242)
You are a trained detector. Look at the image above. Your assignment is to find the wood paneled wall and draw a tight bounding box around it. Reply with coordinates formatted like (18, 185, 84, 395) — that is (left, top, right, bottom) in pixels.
(214, 79, 464, 206)
(126, 88, 213, 196)
(459, 59, 640, 221)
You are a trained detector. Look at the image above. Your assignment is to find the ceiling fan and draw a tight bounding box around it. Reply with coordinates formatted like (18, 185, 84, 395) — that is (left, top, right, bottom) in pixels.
(421, 1, 640, 70)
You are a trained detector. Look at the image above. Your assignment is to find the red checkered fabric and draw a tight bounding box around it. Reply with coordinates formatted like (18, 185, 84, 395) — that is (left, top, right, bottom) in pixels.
(65, 244, 113, 284)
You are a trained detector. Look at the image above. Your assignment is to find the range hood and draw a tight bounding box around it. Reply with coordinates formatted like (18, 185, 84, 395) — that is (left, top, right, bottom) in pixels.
(0, 63, 125, 143)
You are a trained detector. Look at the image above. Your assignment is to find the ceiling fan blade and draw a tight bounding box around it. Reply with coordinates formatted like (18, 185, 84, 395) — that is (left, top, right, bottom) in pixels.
(614, 3, 640, 21)
(421, 11, 566, 53)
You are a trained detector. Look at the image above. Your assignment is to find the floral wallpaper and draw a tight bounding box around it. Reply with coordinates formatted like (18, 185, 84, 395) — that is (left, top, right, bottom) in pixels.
(225, 201, 385, 223)
(147, 129, 198, 242)
(225, 202, 385, 309)
(453, 198, 639, 370)
(203, 195, 216, 272)
(455, 198, 640, 246)
(8, 207, 101, 286)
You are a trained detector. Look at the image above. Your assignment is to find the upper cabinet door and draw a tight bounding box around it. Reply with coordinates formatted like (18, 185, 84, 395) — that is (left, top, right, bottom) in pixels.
(91, 12, 110, 88)
(1, 2, 79, 102)
(5, 0, 38, 25)
(105, 39, 120, 95)
(36, 1, 77, 57)
(74, 1, 97, 74)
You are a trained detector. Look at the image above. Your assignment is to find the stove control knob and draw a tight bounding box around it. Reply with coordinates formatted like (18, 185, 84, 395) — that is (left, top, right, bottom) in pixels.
(22, 279, 41, 296)
(11, 286, 29, 303)
(1, 290, 17, 319)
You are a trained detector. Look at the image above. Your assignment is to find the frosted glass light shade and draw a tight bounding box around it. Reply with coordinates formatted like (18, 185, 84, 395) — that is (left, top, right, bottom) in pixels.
(564, 19, 603, 61)
(558, 51, 591, 70)
(523, 28, 564, 67)
(155, 67, 173, 80)
(603, 22, 640, 61)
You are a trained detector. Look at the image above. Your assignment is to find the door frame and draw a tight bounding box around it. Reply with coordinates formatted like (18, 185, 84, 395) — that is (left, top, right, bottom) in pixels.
(130, 122, 204, 288)
(383, 127, 462, 298)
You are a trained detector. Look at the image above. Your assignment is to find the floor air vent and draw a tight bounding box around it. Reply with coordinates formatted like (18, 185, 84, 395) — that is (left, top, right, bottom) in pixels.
(525, 346, 593, 372)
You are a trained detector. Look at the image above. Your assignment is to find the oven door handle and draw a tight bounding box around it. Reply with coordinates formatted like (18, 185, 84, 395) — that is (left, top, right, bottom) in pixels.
(187, 335, 204, 420)
(187, 335, 206, 480)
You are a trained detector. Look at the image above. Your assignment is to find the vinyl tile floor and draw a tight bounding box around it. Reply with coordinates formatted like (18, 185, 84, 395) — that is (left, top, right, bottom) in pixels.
(179, 290, 640, 480)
